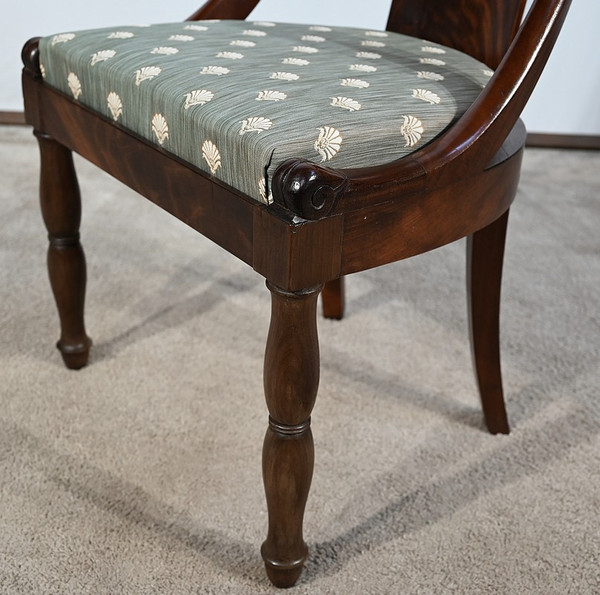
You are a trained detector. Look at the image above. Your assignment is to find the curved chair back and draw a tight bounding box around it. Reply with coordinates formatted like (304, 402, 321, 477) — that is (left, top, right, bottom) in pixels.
(387, 0, 527, 68)
(191, 0, 528, 70)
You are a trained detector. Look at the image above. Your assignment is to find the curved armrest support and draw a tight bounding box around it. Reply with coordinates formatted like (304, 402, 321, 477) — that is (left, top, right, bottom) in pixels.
(273, 0, 571, 219)
(415, 0, 572, 177)
(187, 0, 262, 21)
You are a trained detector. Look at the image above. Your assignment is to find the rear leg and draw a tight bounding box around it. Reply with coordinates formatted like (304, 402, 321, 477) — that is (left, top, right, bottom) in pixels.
(322, 277, 345, 320)
(467, 210, 510, 434)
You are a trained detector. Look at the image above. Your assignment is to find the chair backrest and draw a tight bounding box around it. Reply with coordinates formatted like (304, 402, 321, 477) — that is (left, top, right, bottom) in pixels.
(386, 0, 527, 69)
(191, 1, 528, 70)
(417, 0, 570, 173)
(188, 0, 571, 179)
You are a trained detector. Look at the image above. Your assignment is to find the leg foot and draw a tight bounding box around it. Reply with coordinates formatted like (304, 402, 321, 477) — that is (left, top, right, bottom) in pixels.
(262, 282, 321, 587)
(57, 337, 92, 370)
(263, 561, 305, 589)
(467, 210, 510, 434)
(36, 131, 92, 369)
(322, 277, 345, 320)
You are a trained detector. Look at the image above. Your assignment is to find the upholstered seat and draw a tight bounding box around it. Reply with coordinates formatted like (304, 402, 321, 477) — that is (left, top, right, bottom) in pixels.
(23, 0, 572, 587)
(39, 21, 492, 203)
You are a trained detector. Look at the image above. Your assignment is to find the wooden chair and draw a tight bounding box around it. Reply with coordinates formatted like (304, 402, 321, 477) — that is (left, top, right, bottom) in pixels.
(22, 0, 571, 587)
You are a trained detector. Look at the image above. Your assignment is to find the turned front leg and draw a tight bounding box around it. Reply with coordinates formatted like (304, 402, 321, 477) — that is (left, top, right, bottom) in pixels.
(36, 131, 91, 369)
(261, 282, 321, 588)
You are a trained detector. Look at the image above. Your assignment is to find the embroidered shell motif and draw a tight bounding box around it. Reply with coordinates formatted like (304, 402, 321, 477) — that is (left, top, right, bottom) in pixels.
(216, 51, 244, 59)
(301, 35, 326, 42)
(230, 40, 256, 47)
(421, 46, 446, 54)
(107, 92, 123, 121)
(169, 34, 194, 42)
(135, 66, 162, 86)
(412, 89, 441, 105)
(243, 29, 267, 37)
(256, 91, 287, 101)
(151, 47, 179, 55)
(108, 31, 134, 39)
(365, 31, 388, 37)
(52, 33, 75, 45)
(315, 127, 342, 162)
(270, 72, 300, 81)
(202, 140, 221, 174)
(201, 66, 230, 76)
(401, 115, 424, 147)
(240, 117, 273, 135)
(309, 26, 332, 32)
(420, 58, 446, 66)
(152, 114, 169, 145)
(258, 178, 272, 203)
(361, 40, 385, 48)
(185, 24, 208, 31)
(331, 97, 362, 112)
(282, 58, 310, 66)
(184, 89, 214, 109)
(253, 21, 277, 27)
(350, 64, 377, 73)
(91, 50, 116, 65)
(293, 46, 319, 54)
(67, 73, 82, 99)
(355, 51, 381, 59)
(417, 71, 445, 81)
(341, 78, 370, 88)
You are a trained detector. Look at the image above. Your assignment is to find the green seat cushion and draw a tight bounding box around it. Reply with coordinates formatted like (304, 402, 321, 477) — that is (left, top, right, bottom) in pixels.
(39, 20, 493, 205)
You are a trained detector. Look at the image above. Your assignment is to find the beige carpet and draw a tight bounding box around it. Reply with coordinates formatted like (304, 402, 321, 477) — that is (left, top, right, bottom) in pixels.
(1, 125, 599, 594)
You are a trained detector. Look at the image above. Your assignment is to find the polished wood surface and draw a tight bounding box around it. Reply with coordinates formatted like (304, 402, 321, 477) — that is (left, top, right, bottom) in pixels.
(35, 131, 92, 369)
(387, 0, 526, 68)
(262, 283, 320, 587)
(322, 278, 345, 320)
(21, 0, 572, 587)
(467, 210, 510, 434)
(187, 0, 261, 21)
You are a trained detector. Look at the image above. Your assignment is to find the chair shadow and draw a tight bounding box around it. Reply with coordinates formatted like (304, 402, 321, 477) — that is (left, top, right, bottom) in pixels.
(91, 266, 261, 363)
(3, 387, 594, 588)
(3, 420, 262, 585)
(321, 340, 485, 431)
(301, 403, 595, 584)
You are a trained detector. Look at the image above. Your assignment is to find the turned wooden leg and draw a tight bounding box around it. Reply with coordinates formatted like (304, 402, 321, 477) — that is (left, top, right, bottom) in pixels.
(322, 277, 345, 320)
(467, 210, 510, 435)
(261, 282, 321, 588)
(36, 131, 92, 370)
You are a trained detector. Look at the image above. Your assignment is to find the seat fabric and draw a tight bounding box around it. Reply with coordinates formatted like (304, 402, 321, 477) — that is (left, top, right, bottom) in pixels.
(39, 20, 493, 204)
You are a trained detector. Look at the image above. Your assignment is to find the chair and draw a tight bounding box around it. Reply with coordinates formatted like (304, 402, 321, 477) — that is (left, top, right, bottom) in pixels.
(21, 0, 571, 587)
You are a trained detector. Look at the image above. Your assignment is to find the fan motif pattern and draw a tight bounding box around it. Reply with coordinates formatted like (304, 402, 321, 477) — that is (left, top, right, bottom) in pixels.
(39, 20, 492, 205)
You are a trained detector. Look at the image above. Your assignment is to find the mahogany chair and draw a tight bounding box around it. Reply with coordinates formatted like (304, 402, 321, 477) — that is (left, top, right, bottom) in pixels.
(22, 0, 571, 587)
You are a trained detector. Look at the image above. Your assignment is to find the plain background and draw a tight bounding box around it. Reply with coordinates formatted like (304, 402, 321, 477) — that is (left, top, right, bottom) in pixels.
(2, 0, 599, 135)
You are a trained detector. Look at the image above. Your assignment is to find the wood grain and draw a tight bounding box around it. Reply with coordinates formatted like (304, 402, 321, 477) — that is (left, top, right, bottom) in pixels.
(21, 0, 573, 586)
(387, 0, 526, 68)
(261, 283, 321, 587)
(35, 131, 92, 369)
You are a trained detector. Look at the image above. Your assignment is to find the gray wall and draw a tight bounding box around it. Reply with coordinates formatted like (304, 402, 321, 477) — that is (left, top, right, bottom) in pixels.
(3, 0, 598, 135)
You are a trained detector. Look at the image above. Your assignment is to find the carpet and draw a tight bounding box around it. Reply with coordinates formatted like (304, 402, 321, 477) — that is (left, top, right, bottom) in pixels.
(1, 125, 599, 593)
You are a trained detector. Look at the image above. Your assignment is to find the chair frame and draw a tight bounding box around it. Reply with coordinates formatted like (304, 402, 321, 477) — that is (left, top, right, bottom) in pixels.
(21, 0, 571, 587)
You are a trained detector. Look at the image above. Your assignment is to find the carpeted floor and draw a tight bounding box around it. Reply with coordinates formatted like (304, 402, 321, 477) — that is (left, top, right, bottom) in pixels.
(1, 125, 599, 594)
